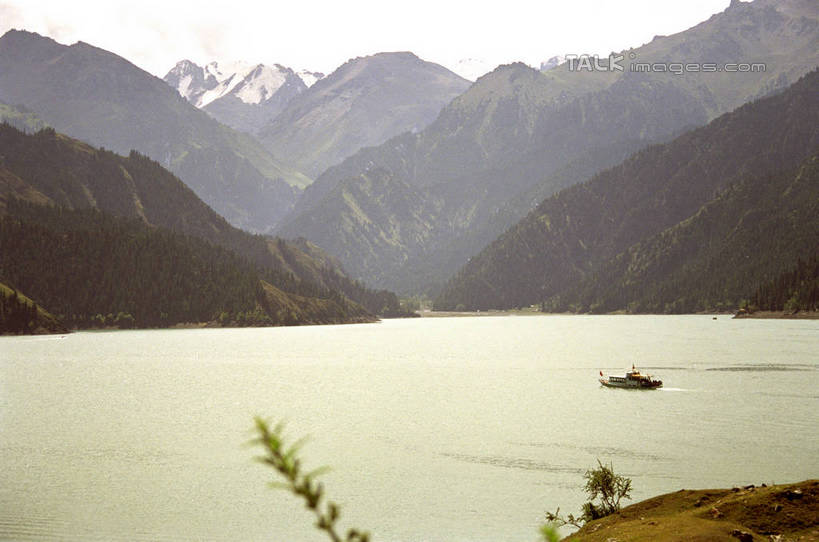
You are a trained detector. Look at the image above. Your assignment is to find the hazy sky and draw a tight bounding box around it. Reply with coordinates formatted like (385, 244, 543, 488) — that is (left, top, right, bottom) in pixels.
(0, 0, 731, 77)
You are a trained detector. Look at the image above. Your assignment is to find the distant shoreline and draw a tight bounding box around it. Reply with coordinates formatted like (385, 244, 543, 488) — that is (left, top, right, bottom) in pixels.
(417, 310, 819, 319)
(416, 309, 543, 317)
(733, 310, 819, 320)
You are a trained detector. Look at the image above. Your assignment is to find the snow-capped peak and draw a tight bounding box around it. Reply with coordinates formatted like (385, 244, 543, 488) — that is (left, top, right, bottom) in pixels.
(233, 64, 291, 105)
(164, 59, 324, 109)
(540, 55, 566, 72)
(203, 60, 253, 83)
(197, 60, 284, 107)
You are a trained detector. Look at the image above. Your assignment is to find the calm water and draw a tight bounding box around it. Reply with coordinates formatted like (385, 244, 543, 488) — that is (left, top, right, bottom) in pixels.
(1, 315, 817, 541)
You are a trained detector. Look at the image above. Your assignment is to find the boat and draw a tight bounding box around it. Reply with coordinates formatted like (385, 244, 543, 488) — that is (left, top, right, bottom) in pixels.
(599, 365, 662, 389)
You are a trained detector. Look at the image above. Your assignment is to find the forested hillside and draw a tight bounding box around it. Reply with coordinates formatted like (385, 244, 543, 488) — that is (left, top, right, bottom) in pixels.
(0, 281, 67, 334)
(547, 153, 819, 313)
(0, 201, 373, 329)
(434, 70, 819, 312)
(747, 255, 819, 313)
(0, 123, 409, 318)
(0, 123, 417, 329)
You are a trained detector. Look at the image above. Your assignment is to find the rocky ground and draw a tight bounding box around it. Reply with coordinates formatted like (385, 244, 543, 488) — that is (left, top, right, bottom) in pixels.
(562, 480, 818, 541)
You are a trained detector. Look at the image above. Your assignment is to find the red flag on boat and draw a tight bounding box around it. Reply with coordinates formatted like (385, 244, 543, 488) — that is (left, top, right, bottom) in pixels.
(599, 371, 603, 377)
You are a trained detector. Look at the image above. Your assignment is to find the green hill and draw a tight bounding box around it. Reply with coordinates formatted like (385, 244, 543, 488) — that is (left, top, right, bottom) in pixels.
(434, 69, 819, 312)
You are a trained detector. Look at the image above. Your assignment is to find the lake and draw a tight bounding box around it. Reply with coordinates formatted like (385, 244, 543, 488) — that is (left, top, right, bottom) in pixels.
(1, 315, 817, 541)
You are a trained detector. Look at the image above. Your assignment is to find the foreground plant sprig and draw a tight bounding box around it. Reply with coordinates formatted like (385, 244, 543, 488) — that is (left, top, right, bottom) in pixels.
(252, 417, 371, 542)
(544, 459, 632, 529)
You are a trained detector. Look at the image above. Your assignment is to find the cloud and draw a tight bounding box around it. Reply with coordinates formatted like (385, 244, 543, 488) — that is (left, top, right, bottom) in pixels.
(0, 0, 731, 77)
(0, 4, 24, 29)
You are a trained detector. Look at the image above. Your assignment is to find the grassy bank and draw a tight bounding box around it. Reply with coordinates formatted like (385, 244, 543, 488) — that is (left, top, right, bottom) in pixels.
(562, 479, 818, 541)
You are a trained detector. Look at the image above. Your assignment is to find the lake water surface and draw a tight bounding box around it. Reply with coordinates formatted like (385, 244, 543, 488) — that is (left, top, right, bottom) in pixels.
(1, 315, 817, 541)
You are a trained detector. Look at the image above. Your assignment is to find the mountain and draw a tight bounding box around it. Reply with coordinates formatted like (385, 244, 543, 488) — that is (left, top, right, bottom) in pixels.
(433, 69, 819, 312)
(258, 52, 471, 178)
(164, 59, 320, 134)
(276, 0, 819, 294)
(0, 123, 407, 321)
(0, 30, 310, 232)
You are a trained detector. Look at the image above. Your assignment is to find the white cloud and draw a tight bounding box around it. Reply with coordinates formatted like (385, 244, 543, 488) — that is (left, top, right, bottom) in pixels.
(0, 0, 730, 77)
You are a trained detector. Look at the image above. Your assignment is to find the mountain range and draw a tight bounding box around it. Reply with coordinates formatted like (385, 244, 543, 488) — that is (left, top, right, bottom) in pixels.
(0, 122, 409, 327)
(0, 29, 309, 232)
(163, 59, 323, 134)
(164, 54, 472, 181)
(434, 68, 819, 312)
(275, 0, 819, 294)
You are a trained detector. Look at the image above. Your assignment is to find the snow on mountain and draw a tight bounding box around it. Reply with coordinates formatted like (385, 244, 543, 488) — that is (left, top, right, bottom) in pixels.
(164, 59, 217, 102)
(164, 60, 323, 108)
(197, 62, 289, 107)
(296, 69, 325, 88)
(540, 55, 566, 71)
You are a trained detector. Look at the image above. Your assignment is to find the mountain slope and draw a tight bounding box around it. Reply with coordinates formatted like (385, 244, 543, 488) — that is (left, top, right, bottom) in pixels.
(0, 123, 405, 318)
(0, 281, 67, 334)
(433, 69, 819, 311)
(276, 0, 819, 293)
(259, 52, 471, 178)
(164, 60, 315, 134)
(0, 30, 310, 232)
(557, 151, 819, 313)
(0, 202, 373, 328)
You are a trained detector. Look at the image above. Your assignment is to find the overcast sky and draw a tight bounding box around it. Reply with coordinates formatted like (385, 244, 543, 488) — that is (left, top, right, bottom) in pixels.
(0, 0, 731, 77)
